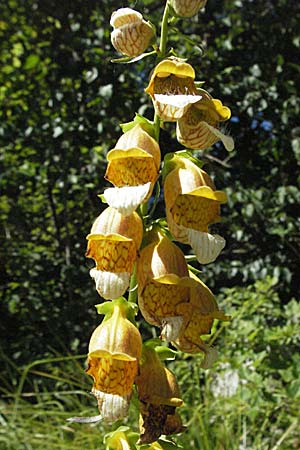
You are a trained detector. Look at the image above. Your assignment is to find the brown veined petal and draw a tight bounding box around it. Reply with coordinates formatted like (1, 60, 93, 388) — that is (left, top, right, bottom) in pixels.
(177, 119, 234, 151)
(145, 57, 196, 98)
(105, 150, 159, 187)
(110, 8, 143, 28)
(87, 356, 138, 396)
(169, 0, 207, 17)
(86, 235, 137, 272)
(153, 92, 202, 122)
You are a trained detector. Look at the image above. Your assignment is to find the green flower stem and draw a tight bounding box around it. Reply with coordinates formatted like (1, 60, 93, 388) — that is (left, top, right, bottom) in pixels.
(160, 1, 171, 57)
(153, 111, 161, 142)
(128, 262, 138, 304)
(128, 1, 171, 305)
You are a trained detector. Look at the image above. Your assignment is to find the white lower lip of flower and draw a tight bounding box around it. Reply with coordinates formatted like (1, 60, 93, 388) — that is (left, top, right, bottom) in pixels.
(161, 316, 184, 341)
(204, 122, 235, 151)
(92, 388, 130, 422)
(200, 346, 218, 369)
(187, 229, 226, 264)
(90, 269, 130, 300)
(154, 94, 202, 120)
(154, 94, 202, 107)
(103, 183, 151, 216)
(66, 415, 102, 424)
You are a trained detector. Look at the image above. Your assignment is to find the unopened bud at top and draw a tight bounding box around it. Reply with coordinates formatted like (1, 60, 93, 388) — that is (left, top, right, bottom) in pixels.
(170, 0, 207, 18)
(110, 8, 155, 57)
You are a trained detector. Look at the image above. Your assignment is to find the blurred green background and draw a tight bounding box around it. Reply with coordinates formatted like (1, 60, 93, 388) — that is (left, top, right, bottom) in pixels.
(0, 0, 299, 448)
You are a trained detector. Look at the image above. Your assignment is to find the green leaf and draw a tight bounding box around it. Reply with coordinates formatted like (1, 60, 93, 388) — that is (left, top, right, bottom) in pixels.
(23, 54, 40, 70)
(111, 50, 156, 64)
(120, 113, 157, 139)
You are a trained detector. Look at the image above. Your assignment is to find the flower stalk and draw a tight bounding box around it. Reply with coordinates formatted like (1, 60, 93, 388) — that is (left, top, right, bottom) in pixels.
(75, 1, 234, 447)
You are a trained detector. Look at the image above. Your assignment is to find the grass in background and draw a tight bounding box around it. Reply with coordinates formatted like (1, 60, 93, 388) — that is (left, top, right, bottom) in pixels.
(1, 277, 299, 450)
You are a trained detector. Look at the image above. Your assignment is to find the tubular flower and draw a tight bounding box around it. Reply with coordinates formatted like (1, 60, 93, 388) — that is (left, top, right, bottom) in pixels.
(135, 344, 184, 444)
(173, 272, 230, 367)
(86, 298, 142, 423)
(170, 0, 207, 17)
(86, 206, 143, 299)
(145, 57, 202, 122)
(137, 232, 199, 340)
(163, 154, 227, 264)
(104, 124, 161, 215)
(110, 8, 155, 58)
(176, 88, 234, 151)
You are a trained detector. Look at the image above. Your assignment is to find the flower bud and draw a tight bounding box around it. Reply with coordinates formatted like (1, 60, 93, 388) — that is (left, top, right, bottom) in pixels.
(110, 8, 155, 57)
(170, 0, 207, 18)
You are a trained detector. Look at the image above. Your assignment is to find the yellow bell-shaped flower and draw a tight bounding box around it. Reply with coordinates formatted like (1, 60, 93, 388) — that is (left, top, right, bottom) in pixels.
(110, 8, 155, 57)
(170, 0, 207, 17)
(135, 344, 184, 444)
(86, 206, 143, 299)
(86, 298, 142, 422)
(145, 57, 202, 122)
(137, 231, 199, 340)
(176, 88, 234, 151)
(104, 124, 161, 215)
(164, 154, 227, 264)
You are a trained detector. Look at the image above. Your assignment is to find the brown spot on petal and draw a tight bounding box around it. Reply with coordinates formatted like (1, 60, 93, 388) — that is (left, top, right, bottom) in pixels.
(138, 402, 175, 444)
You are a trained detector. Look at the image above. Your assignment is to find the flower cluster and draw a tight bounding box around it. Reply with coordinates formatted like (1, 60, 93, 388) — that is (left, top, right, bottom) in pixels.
(71, 2, 234, 449)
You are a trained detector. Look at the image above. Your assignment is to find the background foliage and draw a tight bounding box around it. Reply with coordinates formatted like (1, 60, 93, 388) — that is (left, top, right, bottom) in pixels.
(1, 0, 299, 448)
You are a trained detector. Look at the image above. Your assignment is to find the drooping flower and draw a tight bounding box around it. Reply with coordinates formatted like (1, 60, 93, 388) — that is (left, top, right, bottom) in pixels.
(86, 298, 142, 422)
(104, 124, 161, 215)
(145, 57, 202, 122)
(173, 272, 230, 367)
(170, 0, 207, 17)
(110, 8, 155, 58)
(176, 88, 234, 151)
(137, 231, 199, 340)
(86, 206, 143, 299)
(135, 343, 185, 444)
(163, 153, 227, 264)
